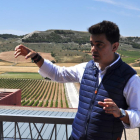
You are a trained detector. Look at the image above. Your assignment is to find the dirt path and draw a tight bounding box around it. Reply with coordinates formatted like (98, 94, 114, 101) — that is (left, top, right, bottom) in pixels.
(65, 83, 79, 108)
(122, 128, 139, 140)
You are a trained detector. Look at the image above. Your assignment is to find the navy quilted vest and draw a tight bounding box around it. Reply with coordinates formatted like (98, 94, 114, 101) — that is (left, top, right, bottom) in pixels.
(72, 58, 136, 140)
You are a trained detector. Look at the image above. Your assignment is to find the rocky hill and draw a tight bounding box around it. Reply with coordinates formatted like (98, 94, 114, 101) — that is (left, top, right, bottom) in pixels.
(22, 30, 90, 45)
(0, 30, 140, 63)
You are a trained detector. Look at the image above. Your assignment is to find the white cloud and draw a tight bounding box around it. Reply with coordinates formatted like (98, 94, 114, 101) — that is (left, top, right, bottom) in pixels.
(94, 0, 140, 11)
(94, 0, 116, 5)
(124, 5, 140, 11)
(0, 30, 28, 35)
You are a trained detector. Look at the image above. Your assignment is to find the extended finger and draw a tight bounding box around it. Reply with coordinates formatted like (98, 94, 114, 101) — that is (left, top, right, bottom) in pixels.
(25, 52, 36, 59)
(103, 105, 116, 110)
(25, 53, 32, 59)
(98, 101, 105, 107)
(14, 49, 21, 55)
(15, 46, 19, 51)
(104, 98, 113, 102)
(103, 101, 116, 107)
(98, 101, 115, 107)
(15, 44, 23, 51)
(15, 52, 22, 58)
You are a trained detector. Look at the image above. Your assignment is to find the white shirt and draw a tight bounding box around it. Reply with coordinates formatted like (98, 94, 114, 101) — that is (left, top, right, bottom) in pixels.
(39, 56, 140, 129)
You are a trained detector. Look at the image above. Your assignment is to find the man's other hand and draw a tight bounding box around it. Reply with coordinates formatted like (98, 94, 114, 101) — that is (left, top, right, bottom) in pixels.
(98, 98, 121, 118)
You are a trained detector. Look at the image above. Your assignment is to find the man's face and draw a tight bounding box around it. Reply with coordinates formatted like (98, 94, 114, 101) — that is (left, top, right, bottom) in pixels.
(90, 34, 118, 69)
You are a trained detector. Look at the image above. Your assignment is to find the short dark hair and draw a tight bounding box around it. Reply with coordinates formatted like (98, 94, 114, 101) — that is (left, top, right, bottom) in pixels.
(88, 20, 120, 44)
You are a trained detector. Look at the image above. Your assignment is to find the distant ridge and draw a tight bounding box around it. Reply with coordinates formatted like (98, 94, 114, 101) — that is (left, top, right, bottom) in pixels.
(21, 29, 90, 44)
(0, 29, 140, 63)
(22, 31, 41, 40)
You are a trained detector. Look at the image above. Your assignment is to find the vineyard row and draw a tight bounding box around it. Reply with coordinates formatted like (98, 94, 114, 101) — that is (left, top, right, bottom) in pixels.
(0, 78, 69, 108)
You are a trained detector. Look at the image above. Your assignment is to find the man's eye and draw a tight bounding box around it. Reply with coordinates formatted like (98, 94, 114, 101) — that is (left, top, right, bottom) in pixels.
(91, 43, 94, 46)
(96, 44, 101, 47)
(96, 44, 103, 48)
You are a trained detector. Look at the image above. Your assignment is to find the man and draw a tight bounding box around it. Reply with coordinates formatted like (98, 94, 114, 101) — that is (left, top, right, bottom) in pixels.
(15, 20, 140, 140)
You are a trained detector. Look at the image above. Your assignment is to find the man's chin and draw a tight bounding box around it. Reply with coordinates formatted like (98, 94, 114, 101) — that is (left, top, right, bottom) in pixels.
(92, 56, 99, 61)
(93, 58, 99, 63)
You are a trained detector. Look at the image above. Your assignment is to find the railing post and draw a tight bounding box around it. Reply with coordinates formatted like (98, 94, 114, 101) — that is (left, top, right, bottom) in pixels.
(66, 124, 68, 140)
(139, 128, 140, 140)
(50, 124, 55, 140)
(29, 123, 33, 140)
(0, 121, 3, 140)
(55, 124, 57, 140)
(16, 122, 21, 140)
(14, 122, 16, 140)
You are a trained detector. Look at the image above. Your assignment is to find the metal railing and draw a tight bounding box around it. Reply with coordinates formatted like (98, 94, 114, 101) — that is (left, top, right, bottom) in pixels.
(0, 107, 76, 140)
(0, 116, 74, 140)
(0, 106, 139, 140)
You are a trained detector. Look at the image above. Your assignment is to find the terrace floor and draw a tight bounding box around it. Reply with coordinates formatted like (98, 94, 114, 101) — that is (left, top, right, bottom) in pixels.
(0, 106, 139, 140)
(0, 105, 77, 140)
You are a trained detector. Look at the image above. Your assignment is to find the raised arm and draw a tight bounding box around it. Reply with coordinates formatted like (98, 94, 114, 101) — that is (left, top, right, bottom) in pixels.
(14, 44, 44, 68)
(14, 44, 86, 83)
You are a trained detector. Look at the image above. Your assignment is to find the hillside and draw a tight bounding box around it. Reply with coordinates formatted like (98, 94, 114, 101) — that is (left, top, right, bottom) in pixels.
(0, 51, 55, 63)
(0, 30, 140, 64)
(22, 30, 90, 44)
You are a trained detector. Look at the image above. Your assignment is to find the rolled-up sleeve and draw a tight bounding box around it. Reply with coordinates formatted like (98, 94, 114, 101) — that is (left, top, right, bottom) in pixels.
(38, 59, 87, 83)
(123, 74, 140, 128)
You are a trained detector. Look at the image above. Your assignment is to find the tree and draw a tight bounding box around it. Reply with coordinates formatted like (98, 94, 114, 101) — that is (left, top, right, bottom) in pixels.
(51, 52, 56, 57)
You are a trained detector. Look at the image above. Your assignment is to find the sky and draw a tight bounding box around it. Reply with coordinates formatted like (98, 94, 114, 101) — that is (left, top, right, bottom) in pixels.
(0, 0, 140, 37)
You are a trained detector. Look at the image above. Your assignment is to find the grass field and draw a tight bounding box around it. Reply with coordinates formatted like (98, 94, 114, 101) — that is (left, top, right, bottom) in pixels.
(117, 50, 140, 63)
(0, 72, 43, 79)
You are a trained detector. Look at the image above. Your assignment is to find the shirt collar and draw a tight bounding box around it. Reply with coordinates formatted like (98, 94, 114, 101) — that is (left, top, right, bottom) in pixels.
(95, 53, 120, 74)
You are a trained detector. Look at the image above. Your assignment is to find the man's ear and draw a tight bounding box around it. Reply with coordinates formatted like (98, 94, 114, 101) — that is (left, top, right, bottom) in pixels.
(112, 42, 119, 52)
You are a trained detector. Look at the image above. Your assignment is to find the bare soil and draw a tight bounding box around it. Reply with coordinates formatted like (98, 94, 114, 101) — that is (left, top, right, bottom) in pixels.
(0, 66, 39, 72)
(61, 83, 66, 108)
(48, 82, 55, 107)
(58, 83, 62, 108)
(0, 51, 55, 63)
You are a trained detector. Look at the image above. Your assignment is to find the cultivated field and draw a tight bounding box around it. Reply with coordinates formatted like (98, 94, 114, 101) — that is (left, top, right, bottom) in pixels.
(0, 78, 68, 108)
(0, 54, 80, 108)
(0, 50, 140, 109)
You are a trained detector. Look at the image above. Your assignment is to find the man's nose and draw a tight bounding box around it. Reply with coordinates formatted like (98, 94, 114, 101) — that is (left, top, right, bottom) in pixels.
(91, 46, 97, 52)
